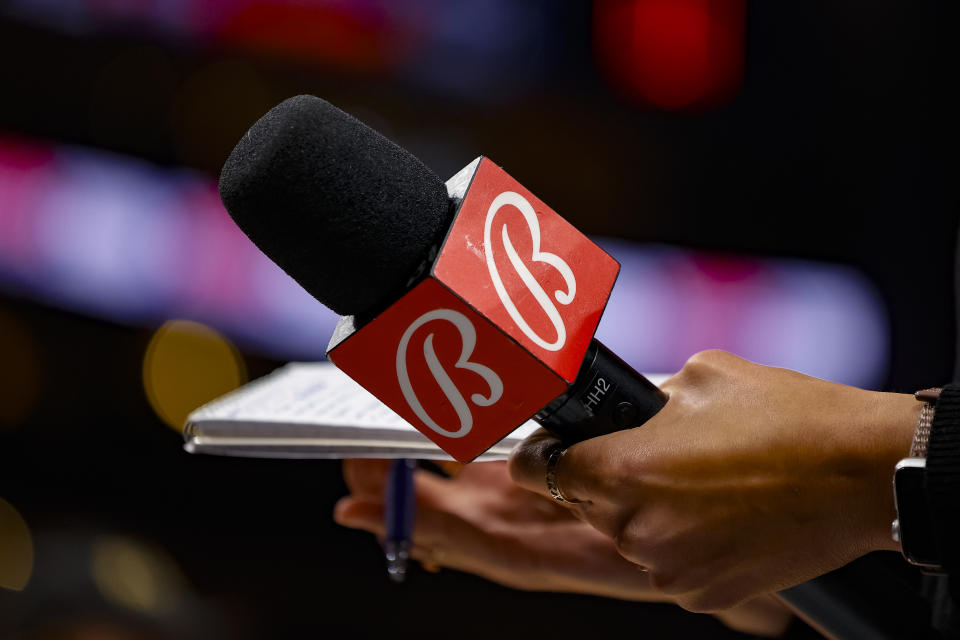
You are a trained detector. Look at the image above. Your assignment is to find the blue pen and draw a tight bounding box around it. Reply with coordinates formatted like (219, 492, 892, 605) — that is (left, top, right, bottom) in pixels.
(384, 458, 416, 582)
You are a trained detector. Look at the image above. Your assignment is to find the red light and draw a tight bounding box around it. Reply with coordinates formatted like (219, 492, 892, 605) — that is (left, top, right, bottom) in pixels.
(594, 0, 745, 111)
(217, 3, 395, 72)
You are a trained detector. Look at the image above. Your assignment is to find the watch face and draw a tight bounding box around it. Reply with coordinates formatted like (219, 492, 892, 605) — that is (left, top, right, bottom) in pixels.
(894, 460, 941, 569)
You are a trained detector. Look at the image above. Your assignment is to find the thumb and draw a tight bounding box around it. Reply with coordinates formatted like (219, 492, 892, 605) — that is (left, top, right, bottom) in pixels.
(333, 497, 385, 533)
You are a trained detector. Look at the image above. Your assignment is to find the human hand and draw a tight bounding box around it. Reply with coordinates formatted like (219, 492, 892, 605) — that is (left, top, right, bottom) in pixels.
(334, 458, 791, 636)
(509, 350, 918, 613)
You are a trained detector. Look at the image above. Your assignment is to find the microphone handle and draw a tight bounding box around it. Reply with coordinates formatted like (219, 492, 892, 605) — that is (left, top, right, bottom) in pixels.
(535, 340, 667, 444)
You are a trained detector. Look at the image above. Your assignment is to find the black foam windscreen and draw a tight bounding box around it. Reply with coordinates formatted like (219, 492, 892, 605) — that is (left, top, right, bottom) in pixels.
(219, 95, 451, 316)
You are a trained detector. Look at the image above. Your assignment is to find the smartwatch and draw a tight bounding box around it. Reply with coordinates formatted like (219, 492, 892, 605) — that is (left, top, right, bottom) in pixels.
(892, 388, 944, 573)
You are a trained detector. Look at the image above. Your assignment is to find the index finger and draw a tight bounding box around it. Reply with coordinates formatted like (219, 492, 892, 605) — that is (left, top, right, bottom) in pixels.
(507, 428, 607, 504)
(342, 458, 392, 498)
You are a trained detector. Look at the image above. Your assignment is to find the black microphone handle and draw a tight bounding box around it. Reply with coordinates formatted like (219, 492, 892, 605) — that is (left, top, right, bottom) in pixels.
(534, 339, 667, 443)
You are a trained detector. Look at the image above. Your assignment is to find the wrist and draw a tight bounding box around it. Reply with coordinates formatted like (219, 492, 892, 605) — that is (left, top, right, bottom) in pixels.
(865, 391, 920, 551)
(819, 387, 917, 553)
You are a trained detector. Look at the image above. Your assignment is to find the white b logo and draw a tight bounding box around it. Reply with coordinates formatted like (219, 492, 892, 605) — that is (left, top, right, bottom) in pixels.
(396, 309, 503, 439)
(484, 191, 577, 352)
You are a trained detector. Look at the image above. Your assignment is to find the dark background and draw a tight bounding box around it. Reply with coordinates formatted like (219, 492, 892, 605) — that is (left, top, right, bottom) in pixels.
(0, 1, 957, 638)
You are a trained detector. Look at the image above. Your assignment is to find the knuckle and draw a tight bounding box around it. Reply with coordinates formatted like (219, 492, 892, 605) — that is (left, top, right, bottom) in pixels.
(684, 349, 730, 370)
(679, 589, 741, 614)
(672, 349, 736, 387)
(647, 557, 701, 598)
(612, 529, 635, 558)
(612, 514, 656, 562)
(559, 444, 606, 499)
(677, 594, 712, 614)
(648, 569, 684, 596)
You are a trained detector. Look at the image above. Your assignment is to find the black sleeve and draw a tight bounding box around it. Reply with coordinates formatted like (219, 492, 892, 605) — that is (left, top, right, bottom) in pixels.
(928, 385, 960, 578)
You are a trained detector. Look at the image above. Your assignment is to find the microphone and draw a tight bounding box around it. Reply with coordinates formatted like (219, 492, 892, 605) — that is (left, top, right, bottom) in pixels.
(219, 94, 666, 462)
(220, 97, 937, 639)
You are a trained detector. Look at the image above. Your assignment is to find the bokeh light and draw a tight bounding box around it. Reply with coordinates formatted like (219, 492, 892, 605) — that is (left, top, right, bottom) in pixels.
(594, 0, 745, 110)
(217, 1, 395, 72)
(0, 497, 33, 591)
(143, 319, 247, 432)
(90, 535, 186, 615)
(0, 136, 341, 361)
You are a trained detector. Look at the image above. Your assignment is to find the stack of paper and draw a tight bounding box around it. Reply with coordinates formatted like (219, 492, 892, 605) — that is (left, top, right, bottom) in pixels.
(183, 362, 541, 462)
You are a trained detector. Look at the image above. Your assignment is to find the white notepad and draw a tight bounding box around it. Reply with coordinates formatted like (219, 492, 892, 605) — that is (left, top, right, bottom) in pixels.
(183, 362, 541, 461)
(183, 362, 668, 462)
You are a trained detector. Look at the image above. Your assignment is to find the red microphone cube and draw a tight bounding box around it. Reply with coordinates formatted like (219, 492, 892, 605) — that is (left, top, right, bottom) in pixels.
(327, 158, 620, 462)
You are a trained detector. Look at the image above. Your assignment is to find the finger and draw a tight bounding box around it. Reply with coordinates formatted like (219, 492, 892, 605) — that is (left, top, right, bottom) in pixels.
(334, 494, 493, 560)
(436, 461, 464, 477)
(408, 542, 493, 580)
(508, 432, 652, 548)
(412, 466, 471, 511)
(508, 429, 609, 505)
(506, 428, 563, 499)
(455, 460, 508, 483)
(335, 500, 460, 576)
(334, 497, 386, 534)
(420, 461, 576, 525)
(714, 595, 793, 637)
(339, 468, 484, 532)
(409, 544, 443, 572)
(342, 458, 392, 497)
(406, 528, 516, 588)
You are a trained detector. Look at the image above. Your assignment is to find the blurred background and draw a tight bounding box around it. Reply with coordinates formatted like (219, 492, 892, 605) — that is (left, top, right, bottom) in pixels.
(0, 1, 956, 638)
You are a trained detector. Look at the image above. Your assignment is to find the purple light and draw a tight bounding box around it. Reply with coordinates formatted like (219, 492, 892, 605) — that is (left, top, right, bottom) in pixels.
(595, 240, 888, 387)
(0, 135, 888, 386)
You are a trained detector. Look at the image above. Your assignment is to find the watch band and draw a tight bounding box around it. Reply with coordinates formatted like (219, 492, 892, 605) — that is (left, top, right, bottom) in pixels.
(912, 388, 941, 458)
(892, 387, 946, 572)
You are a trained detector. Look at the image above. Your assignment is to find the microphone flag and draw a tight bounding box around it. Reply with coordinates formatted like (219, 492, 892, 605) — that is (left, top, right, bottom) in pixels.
(328, 158, 619, 462)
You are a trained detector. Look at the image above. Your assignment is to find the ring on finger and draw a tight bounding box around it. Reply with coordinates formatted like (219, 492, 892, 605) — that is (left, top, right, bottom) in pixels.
(545, 446, 582, 504)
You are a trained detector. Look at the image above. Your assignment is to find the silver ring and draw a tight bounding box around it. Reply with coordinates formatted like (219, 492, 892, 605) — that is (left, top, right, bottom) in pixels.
(545, 446, 581, 504)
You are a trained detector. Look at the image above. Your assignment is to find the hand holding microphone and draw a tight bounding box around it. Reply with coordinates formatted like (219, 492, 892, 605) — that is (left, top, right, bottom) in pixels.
(509, 350, 919, 612)
(217, 95, 922, 626)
